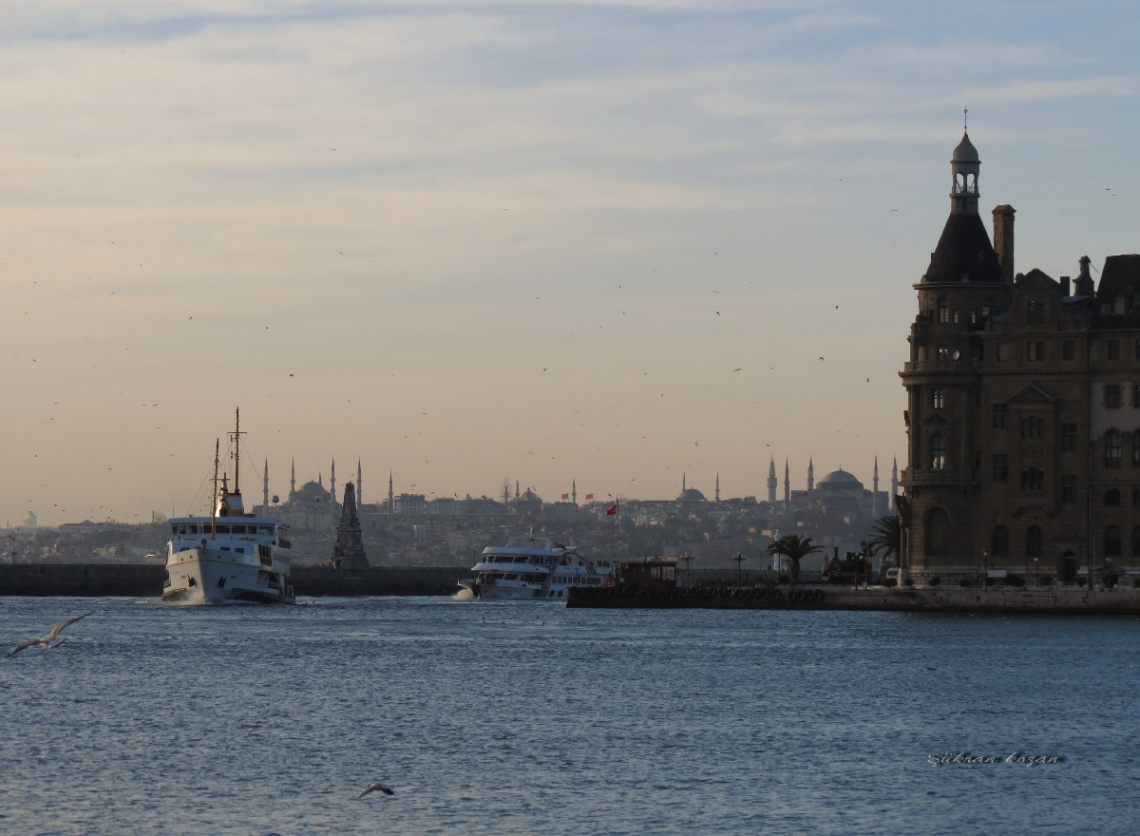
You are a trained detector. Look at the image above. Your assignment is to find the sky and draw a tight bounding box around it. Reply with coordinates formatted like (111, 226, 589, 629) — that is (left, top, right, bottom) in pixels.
(1, 1, 1139, 526)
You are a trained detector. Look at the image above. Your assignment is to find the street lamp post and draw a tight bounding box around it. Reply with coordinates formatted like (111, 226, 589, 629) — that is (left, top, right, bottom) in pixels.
(733, 553, 746, 587)
(1034, 557, 1039, 586)
(982, 549, 989, 590)
(681, 552, 693, 585)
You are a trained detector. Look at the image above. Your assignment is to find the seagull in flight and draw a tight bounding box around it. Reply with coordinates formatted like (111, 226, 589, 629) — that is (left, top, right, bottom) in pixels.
(6, 612, 93, 658)
(358, 782, 395, 798)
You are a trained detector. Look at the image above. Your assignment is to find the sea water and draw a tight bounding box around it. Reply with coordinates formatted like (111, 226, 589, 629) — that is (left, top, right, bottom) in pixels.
(1, 596, 1138, 835)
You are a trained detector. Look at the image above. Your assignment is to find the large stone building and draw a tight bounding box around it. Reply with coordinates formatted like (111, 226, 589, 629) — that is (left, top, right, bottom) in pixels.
(899, 130, 1140, 587)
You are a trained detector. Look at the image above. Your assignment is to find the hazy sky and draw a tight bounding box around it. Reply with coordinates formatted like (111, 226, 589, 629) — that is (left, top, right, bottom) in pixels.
(2, 1, 1138, 526)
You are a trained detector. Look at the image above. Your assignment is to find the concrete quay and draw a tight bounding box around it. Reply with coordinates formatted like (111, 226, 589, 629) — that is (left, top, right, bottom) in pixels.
(0, 564, 467, 598)
(567, 583, 1140, 614)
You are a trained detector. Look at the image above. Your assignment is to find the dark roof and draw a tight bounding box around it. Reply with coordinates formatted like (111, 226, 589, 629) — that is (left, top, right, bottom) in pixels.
(818, 469, 863, 490)
(1095, 255, 1140, 301)
(952, 132, 979, 164)
(921, 212, 1003, 284)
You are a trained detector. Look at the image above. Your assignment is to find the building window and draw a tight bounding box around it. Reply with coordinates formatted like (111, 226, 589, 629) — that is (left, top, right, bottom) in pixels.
(1132, 527, 1140, 558)
(1106, 488, 1122, 507)
(937, 344, 950, 361)
(927, 508, 949, 556)
(1020, 416, 1044, 439)
(1026, 526, 1044, 558)
(1020, 468, 1045, 491)
(1061, 423, 1077, 451)
(1027, 342, 1045, 361)
(1105, 526, 1122, 558)
(1062, 475, 1078, 504)
(992, 525, 1009, 557)
(1135, 339, 1140, 361)
(1106, 431, 1122, 467)
(1134, 433, 1140, 467)
(993, 454, 1009, 483)
(937, 297, 950, 324)
(1063, 341, 1076, 361)
(992, 404, 1008, 428)
(1027, 301, 1044, 323)
(929, 434, 947, 470)
(1133, 386, 1140, 408)
(997, 343, 1009, 362)
(932, 389, 945, 409)
(1106, 385, 1122, 408)
(1108, 340, 1121, 360)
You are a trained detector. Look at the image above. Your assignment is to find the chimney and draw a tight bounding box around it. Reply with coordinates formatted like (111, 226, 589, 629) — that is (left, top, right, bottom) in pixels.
(992, 204, 1015, 284)
(1060, 276, 1071, 296)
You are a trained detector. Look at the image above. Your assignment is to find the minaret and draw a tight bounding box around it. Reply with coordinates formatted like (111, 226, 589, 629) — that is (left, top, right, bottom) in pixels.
(330, 458, 336, 505)
(873, 457, 880, 516)
(388, 470, 394, 521)
(767, 457, 777, 505)
(357, 459, 362, 507)
(290, 459, 296, 498)
(715, 473, 720, 503)
(572, 478, 577, 504)
(682, 472, 687, 493)
(262, 459, 269, 507)
(515, 480, 520, 500)
(891, 458, 899, 511)
(807, 458, 814, 492)
(783, 460, 790, 503)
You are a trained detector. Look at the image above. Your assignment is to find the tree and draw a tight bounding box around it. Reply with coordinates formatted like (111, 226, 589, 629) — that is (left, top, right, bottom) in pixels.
(867, 515, 901, 568)
(766, 534, 821, 583)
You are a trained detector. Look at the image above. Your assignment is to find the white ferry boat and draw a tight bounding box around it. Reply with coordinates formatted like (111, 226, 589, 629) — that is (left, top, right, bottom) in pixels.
(458, 537, 613, 601)
(163, 411, 294, 605)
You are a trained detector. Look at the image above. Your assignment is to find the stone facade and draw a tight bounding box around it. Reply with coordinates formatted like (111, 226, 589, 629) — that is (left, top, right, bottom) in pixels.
(900, 131, 1140, 588)
(331, 482, 369, 569)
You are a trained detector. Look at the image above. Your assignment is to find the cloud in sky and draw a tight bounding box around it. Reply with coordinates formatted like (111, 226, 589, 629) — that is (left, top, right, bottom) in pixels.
(1, 0, 1138, 524)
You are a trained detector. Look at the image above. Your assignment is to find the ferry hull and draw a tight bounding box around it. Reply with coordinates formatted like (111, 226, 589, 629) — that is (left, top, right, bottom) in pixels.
(458, 581, 572, 601)
(163, 549, 293, 605)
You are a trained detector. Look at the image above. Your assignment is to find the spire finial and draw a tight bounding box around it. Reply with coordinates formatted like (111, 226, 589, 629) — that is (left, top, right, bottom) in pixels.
(963, 105, 968, 130)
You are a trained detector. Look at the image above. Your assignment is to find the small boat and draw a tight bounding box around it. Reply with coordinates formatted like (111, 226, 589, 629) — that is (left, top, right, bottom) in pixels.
(458, 536, 613, 601)
(163, 410, 294, 605)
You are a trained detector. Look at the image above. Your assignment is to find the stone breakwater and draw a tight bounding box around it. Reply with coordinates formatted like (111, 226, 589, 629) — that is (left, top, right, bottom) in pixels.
(567, 583, 1140, 614)
(0, 564, 467, 597)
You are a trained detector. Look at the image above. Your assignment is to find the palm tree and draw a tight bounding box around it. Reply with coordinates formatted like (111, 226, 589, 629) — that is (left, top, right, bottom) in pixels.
(867, 515, 901, 568)
(766, 534, 822, 583)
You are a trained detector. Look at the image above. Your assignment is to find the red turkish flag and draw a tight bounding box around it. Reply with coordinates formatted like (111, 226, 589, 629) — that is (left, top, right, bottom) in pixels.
(562, 493, 569, 500)
(585, 493, 594, 500)
(606, 504, 618, 516)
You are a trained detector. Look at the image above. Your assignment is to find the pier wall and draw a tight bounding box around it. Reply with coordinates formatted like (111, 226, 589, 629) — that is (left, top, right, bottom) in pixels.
(568, 584, 1140, 614)
(0, 564, 468, 598)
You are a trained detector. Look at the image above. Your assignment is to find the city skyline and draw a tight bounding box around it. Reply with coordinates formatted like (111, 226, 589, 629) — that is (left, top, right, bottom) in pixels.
(2, 1, 1139, 526)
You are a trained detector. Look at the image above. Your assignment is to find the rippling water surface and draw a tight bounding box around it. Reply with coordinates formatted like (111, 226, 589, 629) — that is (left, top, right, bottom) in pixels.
(2, 596, 1138, 835)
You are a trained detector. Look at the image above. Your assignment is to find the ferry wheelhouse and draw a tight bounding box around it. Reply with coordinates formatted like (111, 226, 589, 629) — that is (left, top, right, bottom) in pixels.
(163, 411, 294, 605)
(458, 536, 612, 601)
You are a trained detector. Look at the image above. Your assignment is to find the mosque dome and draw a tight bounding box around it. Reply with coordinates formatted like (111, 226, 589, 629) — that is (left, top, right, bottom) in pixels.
(817, 470, 863, 491)
(677, 488, 707, 503)
(295, 481, 332, 503)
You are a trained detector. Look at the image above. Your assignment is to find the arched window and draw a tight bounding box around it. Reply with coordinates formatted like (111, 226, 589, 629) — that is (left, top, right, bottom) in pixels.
(991, 525, 1009, 557)
(927, 508, 949, 556)
(930, 433, 947, 470)
(1106, 431, 1122, 467)
(937, 297, 950, 324)
(1106, 489, 1122, 507)
(1025, 526, 1044, 558)
(1105, 526, 1122, 558)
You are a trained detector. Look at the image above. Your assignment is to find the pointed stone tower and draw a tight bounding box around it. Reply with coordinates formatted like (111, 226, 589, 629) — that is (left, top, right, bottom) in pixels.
(331, 482, 369, 570)
(767, 457, 777, 505)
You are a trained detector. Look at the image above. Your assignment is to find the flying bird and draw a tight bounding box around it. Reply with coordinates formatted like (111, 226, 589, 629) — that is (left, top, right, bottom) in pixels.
(6, 612, 93, 658)
(358, 782, 395, 799)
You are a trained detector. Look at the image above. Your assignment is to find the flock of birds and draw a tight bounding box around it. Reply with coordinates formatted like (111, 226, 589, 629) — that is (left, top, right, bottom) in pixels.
(4, 609, 396, 799)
